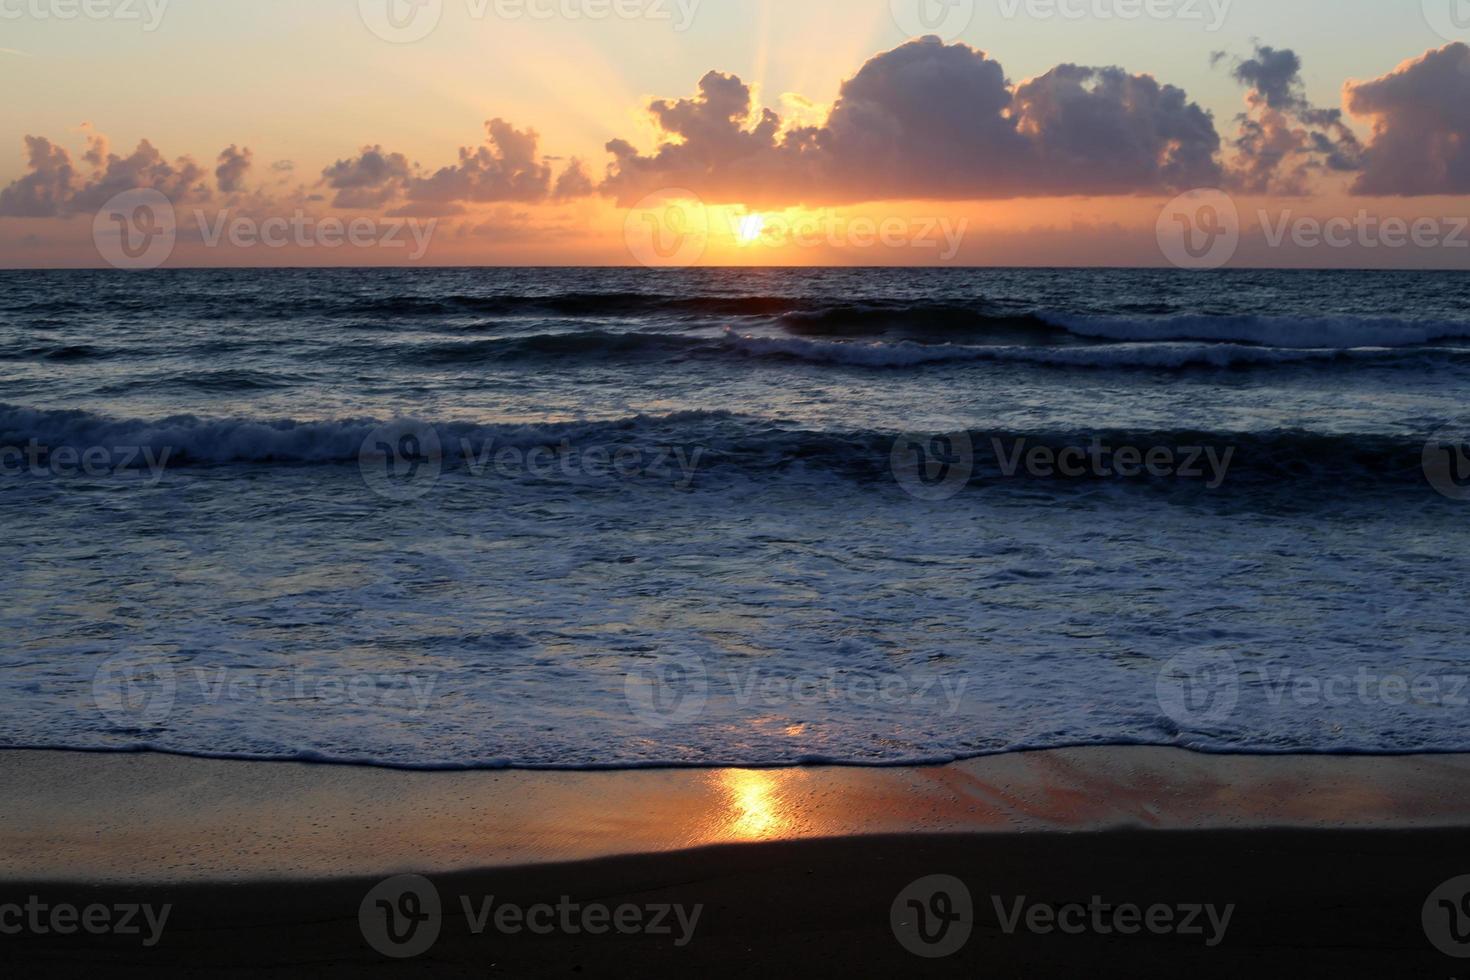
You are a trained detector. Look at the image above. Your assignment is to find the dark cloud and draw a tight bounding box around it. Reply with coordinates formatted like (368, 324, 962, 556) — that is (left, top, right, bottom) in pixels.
(215, 144, 253, 194)
(1012, 64, 1222, 194)
(1226, 45, 1304, 111)
(404, 119, 552, 212)
(0, 135, 209, 218)
(602, 37, 1222, 206)
(1219, 44, 1362, 195)
(319, 121, 592, 215)
(1347, 42, 1470, 196)
(553, 158, 594, 200)
(0, 136, 77, 217)
(320, 145, 412, 209)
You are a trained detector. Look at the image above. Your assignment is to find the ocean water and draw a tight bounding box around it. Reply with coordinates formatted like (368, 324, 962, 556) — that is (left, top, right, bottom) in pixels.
(2, 266, 1468, 769)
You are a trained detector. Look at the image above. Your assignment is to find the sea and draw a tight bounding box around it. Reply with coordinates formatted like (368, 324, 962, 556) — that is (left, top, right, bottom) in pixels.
(1, 266, 1468, 769)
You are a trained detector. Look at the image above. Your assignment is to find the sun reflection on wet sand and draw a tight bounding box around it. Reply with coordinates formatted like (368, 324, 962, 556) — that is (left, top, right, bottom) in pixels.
(717, 770, 798, 840)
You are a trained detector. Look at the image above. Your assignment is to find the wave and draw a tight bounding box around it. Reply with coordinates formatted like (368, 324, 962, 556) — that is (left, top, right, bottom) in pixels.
(345, 292, 802, 321)
(724, 333, 1374, 369)
(777, 303, 1064, 340)
(1048, 314, 1470, 349)
(0, 344, 116, 363)
(384, 328, 1466, 371)
(0, 404, 1444, 491)
(415, 330, 712, 364)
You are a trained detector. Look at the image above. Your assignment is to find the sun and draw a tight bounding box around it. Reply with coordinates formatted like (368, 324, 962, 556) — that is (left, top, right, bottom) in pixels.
(736, 213, 767, 245)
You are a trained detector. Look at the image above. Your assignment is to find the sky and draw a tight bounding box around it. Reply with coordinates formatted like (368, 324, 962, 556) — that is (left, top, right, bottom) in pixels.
(2, 0, 1468, 267)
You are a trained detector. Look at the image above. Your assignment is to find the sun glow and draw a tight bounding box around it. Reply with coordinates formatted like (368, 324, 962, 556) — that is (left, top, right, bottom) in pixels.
(720, 770, 784, 839)
(736, 213, 767, 245)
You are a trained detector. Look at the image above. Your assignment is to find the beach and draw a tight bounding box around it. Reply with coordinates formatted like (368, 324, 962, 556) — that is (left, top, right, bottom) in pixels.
(4, 748, 1469, 975)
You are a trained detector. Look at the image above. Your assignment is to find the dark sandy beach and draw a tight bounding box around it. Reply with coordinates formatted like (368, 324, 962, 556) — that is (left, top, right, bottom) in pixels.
(4, 749, 1470, 976)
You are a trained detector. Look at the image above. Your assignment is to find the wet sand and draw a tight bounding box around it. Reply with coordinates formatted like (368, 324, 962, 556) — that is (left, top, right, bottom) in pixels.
(3, 748, 1470, 976)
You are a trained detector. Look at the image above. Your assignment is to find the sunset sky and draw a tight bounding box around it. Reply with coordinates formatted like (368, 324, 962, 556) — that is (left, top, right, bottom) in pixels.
(3, 0, 1469, 267)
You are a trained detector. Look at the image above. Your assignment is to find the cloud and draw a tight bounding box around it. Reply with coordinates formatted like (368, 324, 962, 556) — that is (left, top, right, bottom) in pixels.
(1217, 44, 1362, 195)
(1346, 42, 1470, 196)
(405, 119, 555, 212)
(318, 120, 592, 215)
(0, 136, 77, 218)
(553, 158, 594, 200)
(0, 134, 210, 218)
(602, 36, 1222, 206)
(215, 145, 253, 194)
(320, 145, 412, 209)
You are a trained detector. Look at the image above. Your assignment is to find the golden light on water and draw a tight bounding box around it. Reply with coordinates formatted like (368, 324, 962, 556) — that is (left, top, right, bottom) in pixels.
(719, 770, 789, 840)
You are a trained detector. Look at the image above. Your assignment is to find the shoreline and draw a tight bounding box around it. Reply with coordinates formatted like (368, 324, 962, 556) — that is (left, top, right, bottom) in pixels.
(5, 747, 1470, 974)
(5, 746, 1470, 883)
